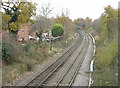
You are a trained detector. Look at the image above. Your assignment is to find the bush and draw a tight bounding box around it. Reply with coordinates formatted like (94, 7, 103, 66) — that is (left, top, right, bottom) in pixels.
(95, 38, 118, 69)
(2, 43, 12, 63)
(2, 34, 24, 64)
(52, 24, 64, 37)
(93, 36, 118, 86)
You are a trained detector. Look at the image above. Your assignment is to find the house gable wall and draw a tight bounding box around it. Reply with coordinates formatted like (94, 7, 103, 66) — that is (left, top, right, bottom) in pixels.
(17, 24, 30, 41)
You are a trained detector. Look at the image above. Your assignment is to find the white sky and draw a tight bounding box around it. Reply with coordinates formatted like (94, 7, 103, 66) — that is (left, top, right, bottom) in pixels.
(33, 0, 119, 21)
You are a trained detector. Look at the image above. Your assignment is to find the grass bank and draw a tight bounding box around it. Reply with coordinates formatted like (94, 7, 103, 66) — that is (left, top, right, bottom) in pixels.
(2, 32, 77, 86)
(92, 35, 118, 86)
(86, 29, 118, 86)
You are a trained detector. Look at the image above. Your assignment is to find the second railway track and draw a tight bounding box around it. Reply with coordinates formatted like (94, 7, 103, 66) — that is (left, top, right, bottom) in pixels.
(24, 31, 90, 88)
(53, 33, 89, 88)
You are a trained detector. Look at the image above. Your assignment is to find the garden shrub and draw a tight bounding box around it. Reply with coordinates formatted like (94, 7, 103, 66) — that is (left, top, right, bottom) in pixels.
(52, 24, 64, 37)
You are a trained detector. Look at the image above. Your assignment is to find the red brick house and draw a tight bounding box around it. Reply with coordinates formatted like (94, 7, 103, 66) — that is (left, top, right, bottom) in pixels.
(17, 24, 31, 42)
(17, 23, 41, 43)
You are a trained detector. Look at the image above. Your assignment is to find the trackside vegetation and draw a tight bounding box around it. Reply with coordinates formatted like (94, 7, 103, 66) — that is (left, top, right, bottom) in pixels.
(93, 38, 118, 86)
(91, 5, 118, 86)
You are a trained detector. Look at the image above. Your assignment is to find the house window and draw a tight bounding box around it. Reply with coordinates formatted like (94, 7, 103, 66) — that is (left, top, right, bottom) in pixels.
(22, 29, 24, 32)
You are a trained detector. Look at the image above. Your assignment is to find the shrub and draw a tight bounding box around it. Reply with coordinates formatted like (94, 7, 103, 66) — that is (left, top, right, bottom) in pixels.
(2, 34, 24, 64)
(95, 38, 118, 69)
(52, 24, 64, 37)
(2, 43, 12, 63)
(93, 37, 118, 86)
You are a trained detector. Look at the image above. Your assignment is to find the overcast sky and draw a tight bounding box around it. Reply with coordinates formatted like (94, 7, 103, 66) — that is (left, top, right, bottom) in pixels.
(33, 0, 119, 21)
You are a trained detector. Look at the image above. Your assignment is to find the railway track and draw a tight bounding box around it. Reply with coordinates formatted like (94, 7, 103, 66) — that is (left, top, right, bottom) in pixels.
(24, 31, 90, 88)
(54, 33, 89, 88)
(42, 32, 89, 88)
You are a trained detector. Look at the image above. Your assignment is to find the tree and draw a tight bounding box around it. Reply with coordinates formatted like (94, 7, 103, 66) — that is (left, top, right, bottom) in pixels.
(55, 9, 70, 27)
(36, 3, 53, 34)
(84, 17, 92, 30)
(38, 3, 53, 18)
(1, 1, 36, 33)
(35, 16, 52, 32)
(74, 18, 85, 27)
(92, 19, 100, 31)
(92, 5, 118, 44)
(54, 9, 70, 35)
(65, 18, 75, 35)
(52, 24, 64, 37)
(2, 14, 11, 30)
(74, 17, 92, 30)
(55, 13, 67, 27)
(100, 5, 117, 40)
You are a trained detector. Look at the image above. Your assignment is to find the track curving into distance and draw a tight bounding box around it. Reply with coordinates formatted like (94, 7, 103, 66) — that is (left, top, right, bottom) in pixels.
(24, 31, 90, 88)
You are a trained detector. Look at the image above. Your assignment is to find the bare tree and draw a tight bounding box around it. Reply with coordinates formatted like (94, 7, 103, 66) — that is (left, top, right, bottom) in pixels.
(36, 3, 54, 32)
(38, 3, 53, 18)
(61, 8, 70, 18)
(34, 16, 52, 32)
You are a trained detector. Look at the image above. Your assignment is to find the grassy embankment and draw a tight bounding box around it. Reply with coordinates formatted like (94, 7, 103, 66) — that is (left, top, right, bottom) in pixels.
(88, 29, 118, 86)
(2, 31, 77, 85)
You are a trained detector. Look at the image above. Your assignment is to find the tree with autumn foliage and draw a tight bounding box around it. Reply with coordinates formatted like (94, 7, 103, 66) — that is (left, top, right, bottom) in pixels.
(101, 5, 118, 40)
(94, 5, 118, 43)
(1, 1, 36, 33)
(55, 13, 67, 28)
(54, 9, 70, 35)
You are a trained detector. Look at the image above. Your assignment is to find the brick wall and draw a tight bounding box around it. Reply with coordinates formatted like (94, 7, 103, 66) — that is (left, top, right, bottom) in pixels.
(17, 24, 30, 41)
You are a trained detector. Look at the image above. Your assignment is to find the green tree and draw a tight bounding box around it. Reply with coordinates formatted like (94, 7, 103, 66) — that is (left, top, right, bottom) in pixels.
(52, 24, 64, 37)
